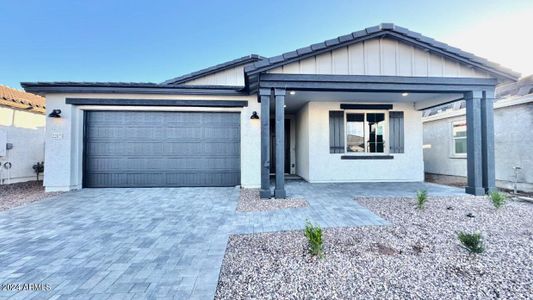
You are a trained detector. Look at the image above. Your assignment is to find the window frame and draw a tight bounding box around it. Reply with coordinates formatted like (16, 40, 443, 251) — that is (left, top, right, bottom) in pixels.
(343, 110, 390, 156)
(450, 120, 467, 158)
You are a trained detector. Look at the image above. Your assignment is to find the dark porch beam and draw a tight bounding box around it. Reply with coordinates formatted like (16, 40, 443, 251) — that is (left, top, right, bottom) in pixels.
(465, 91, 484, 196)
(259, 88, 272, 198)
(274, 88, 287, 199)
(258, 74, 496, 93)
(481, 89, 496, 193)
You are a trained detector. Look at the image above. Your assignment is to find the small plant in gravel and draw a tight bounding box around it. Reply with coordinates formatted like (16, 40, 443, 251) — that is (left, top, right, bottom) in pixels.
(458, 231, 485, 254)
(416, 189, 428, 209)
(32, 162, 44, 181)
(489, 191, 507, 209)
(304, 221, 324, 258)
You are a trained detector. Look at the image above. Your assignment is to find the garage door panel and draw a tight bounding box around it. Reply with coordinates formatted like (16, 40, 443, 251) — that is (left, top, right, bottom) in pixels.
(204, 127, 240, 139)
(87, 156, 240, 171)
(86, 171, 241, 187)
(203, 113, 240, 124)
(164, 127, 204, 139)
(86, 142, 167, 156)
(87, 157, 171, 171)
(165, 171, 240, 186)
(84, 111, 241, 187)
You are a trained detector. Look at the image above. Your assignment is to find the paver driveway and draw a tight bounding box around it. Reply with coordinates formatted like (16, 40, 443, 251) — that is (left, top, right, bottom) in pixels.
(0, 181, 463, 299)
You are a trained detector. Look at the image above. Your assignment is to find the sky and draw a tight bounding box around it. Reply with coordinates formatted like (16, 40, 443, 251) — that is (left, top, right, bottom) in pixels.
(1, 0, 532, 90)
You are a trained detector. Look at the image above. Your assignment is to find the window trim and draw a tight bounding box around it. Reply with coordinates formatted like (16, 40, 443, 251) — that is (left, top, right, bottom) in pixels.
(343, 110, 390, 156)
(450, 120, 467, 158)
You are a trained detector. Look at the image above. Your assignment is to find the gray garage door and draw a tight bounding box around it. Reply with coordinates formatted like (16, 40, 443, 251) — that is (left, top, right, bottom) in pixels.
(84, 111, 240, 187)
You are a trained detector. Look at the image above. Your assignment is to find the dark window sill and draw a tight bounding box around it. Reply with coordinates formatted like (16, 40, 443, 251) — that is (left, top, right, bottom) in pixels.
(341, 155, 394, 160)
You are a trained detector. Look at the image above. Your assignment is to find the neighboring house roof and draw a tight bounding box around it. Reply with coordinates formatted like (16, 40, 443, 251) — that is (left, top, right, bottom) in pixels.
(496, 74, 533, 98)
(423, 74, 533, 117)
(161, 54, 264, 85)
(244, 23, 520, 81)
(0, 85, 45, 114)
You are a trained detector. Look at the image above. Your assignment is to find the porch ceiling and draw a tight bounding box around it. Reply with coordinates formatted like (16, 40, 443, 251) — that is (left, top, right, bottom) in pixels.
(275, 90, 462, 113)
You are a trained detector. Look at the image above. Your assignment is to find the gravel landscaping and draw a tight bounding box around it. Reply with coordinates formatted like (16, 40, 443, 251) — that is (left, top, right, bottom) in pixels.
(0, 181, 61, 211)
(216, 195, 533, 299)
(237, 188, 308, 212)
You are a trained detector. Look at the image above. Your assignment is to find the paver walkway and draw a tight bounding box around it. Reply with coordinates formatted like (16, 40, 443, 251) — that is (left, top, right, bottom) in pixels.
(0, 181, 464, 299)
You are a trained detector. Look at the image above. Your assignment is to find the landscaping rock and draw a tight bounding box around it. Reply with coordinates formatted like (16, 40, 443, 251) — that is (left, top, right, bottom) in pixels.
(0, 181, 62, 211)
(216, 195, 533, 299)
(237, 188, 308, 212)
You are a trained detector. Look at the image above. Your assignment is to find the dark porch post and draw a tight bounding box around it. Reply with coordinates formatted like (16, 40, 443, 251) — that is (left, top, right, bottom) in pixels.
(465, 90, 485, 196)
(481, 89, 496, 193)
(259, 88, 271, 198)
(274, 88, 286, 198)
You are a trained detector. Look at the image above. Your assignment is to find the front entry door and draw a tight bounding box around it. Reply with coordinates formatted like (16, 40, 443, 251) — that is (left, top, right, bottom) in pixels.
(270, 119, 290, 174)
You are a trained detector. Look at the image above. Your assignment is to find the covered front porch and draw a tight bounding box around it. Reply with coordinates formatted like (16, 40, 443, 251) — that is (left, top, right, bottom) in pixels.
(258, 74, 497, 198)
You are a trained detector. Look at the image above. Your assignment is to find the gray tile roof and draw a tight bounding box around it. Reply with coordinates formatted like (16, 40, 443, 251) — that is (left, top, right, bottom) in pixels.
(245, 23, 520, 81)
(162, 54, 264, 85)
(21, 82, 162, 88)
(20, 81, 244, 89)
(20, 81, 246, 95)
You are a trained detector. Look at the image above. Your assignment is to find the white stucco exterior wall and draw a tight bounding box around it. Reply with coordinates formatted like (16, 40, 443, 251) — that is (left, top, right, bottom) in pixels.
(43, 93, 261, 192)
(0, 107, 45, 184)
(298, 102, 424, 183)
(423, 97, 533, 192)
(423, 115, 467, 177)
(295, 103, 310, 180)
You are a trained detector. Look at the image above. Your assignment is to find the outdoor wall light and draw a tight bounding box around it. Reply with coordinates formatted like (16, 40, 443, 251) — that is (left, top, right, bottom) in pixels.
(289, 90, 296, 95)
(48, 109, 62, 118)
(250, 111, 259, 119)
(401, 92, 409, 97)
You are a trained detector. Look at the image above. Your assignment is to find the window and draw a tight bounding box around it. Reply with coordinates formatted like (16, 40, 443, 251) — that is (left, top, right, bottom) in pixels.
(346, 113, 365, 152)
(346, 112, 386, 153)
(452, 121, 467, 156)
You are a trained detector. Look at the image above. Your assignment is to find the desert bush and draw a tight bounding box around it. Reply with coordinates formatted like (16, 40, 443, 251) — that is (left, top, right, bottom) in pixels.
(458, 231, 484, 254)
(416, 189, 428, 209)
(304, 221, 324, 258)
(32, 162, 44, 181)
(489, 191, 507, 209)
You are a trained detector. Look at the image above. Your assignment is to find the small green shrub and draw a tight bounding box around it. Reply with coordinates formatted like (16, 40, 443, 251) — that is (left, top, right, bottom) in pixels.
(416, 189, 428, 209)
(32, 161, 44, 181)
(304, 221, 324, 258)
(458, 231, 484, 254)
(489, 191, 507, 208)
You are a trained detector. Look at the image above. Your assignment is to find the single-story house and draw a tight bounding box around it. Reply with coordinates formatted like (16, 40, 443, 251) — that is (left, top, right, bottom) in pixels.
(0, 85, 46, 184)
(22, 23, 520, 197)
(423, 75, 533, 192)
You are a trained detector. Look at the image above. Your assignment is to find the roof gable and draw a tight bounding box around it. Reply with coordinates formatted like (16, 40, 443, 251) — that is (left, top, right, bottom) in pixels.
(163, 54, 264, 85)
(245, 23, 520, 81)
(265, 37, 492, 79)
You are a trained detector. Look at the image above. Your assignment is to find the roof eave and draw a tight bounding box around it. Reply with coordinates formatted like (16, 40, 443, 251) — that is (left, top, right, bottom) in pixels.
(21, 82, 249, 96)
